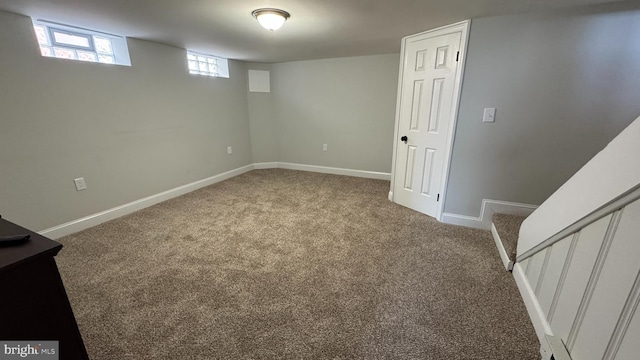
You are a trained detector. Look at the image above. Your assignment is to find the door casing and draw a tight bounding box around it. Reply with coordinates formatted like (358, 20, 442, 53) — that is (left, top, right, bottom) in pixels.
(389, 20, 471, 221)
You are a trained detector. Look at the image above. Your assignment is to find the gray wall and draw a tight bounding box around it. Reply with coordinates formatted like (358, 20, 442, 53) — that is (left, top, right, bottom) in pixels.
(246, 62, 278, 163)
(0, 11, 253, 231)
(445, 3, 640, 217)
(270, 54, 400, 173)
(8, 2, 638, 230)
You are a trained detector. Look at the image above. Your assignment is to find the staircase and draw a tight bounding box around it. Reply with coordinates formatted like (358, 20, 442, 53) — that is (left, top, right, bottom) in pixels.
(495, 116, 640, 360)
(491, 213, 526, 271)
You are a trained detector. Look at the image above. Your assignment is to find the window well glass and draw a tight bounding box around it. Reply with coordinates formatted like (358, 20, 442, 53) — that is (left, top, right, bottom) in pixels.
(32, 19, 131, 66)
(186, 51, 229, 78)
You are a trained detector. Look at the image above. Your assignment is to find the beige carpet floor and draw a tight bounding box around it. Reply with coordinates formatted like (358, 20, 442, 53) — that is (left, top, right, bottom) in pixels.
(57, 169, 539, 359)
(492, 214, 527, 261)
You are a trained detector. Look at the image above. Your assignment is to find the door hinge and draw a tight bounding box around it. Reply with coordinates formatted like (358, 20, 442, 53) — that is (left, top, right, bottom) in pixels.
(437, 194, 440, 202)
(456, 51, 460, 62)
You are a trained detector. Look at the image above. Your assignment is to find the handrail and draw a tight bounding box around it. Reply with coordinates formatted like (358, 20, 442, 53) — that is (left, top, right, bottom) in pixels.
(517, 116, 640, 258)
(517, 183, 640, 262)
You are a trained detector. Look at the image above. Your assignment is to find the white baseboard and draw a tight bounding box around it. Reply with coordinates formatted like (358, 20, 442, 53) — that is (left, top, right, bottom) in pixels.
(39, 164, 254, 239)
(39, 162, 391, 239)
(440, 212, 485, 229)
(253, 162, 278, 169)
(277, 162, 391, 180)
(388, 191, 393, 201)
(491, 222, 513, 271)
(441, 199, 538, 230)
(513, 262, 553, 342)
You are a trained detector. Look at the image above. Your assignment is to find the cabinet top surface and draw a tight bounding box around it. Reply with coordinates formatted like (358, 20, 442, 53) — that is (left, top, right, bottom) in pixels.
(0, 218, 62, 271)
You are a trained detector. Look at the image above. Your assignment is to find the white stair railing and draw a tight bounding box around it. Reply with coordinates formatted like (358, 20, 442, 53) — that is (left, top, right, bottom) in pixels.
(512, 116, 640, 360)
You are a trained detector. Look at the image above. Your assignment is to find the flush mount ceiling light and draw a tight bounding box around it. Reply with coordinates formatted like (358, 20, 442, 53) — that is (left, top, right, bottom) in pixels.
(252, 8, 290, 31)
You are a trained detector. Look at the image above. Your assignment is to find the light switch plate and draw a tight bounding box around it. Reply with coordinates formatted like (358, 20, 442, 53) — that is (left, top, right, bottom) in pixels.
(227, 146, 233, 155)
(74, 177, 87, 191)
(483, 107, 496, 123)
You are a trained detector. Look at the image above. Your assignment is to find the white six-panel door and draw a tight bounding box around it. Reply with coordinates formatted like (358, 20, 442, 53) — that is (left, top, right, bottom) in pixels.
(392, 23, 467, 219)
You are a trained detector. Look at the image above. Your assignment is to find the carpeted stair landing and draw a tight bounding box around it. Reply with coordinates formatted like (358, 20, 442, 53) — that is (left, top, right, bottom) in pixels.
(56, 169, 539, 359)
(491, 213, 527, 271)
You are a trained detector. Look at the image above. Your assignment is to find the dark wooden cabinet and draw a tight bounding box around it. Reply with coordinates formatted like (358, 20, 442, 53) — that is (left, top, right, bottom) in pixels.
(0, 218, 89, 359)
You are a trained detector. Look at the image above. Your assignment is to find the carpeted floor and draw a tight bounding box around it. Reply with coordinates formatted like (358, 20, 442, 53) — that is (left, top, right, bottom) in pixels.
(492, 214, 527, 261)
(56, 169, 539, 359)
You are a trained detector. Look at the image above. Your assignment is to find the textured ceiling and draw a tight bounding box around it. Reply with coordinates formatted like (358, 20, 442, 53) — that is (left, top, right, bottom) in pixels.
(0, 0, 624, 62)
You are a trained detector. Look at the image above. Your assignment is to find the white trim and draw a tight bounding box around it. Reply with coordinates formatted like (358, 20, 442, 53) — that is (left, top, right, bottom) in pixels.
(491, 222, 514, 271)
(389, 20, 471, 221)
(525, 256, 533, 276)
(547, 233, 579, 324)
(518, 184, 640, 261)
(441, 212, 485, 229)
(441, 199, 538, 230)
(436, 19, 471, 221)
(513, 262, 554, 342)
(253, 162, 279, 169)
(39, 164, 254, 239)
(38, 162, 391, 239)
(277, 162, 391, 180)
(535, 247, 553, 296)
(603, 269, 640, 360)
(388, 22, 408, 202)
(566, 209, 622, 350)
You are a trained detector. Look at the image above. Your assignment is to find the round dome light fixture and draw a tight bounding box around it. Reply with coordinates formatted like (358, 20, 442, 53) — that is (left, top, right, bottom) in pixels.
(252, 8, 290, 31)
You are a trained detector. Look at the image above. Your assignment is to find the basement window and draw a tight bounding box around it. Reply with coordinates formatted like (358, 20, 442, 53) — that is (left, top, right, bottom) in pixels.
(32, 20, 131, 66)
(187, 51, 229, 78)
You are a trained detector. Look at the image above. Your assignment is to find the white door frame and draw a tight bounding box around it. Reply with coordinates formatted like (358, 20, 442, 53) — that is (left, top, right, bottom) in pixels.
(389, 20, 471, 221)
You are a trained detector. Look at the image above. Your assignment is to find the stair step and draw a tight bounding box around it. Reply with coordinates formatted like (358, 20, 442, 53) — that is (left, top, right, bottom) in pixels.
(491, 213, 527, 271)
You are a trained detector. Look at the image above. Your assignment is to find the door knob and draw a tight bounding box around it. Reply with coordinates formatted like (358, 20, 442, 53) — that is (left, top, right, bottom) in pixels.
(401, 136, 408, 144)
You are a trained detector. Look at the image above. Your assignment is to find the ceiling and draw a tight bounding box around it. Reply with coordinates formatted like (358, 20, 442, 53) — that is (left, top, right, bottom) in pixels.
(0, 0, 624, 63)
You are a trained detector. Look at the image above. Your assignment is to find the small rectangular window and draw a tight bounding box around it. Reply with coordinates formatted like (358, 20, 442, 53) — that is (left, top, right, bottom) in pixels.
(186, 51, 229, 78)
(51, 29, 93, 49)
(32, 20, 131, 66)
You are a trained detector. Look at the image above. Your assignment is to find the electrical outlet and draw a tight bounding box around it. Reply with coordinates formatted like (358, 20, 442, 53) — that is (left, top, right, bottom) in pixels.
(74, 177, 87, 191)
(323, 144, 328, 152)
(227, 146, 232, 155)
